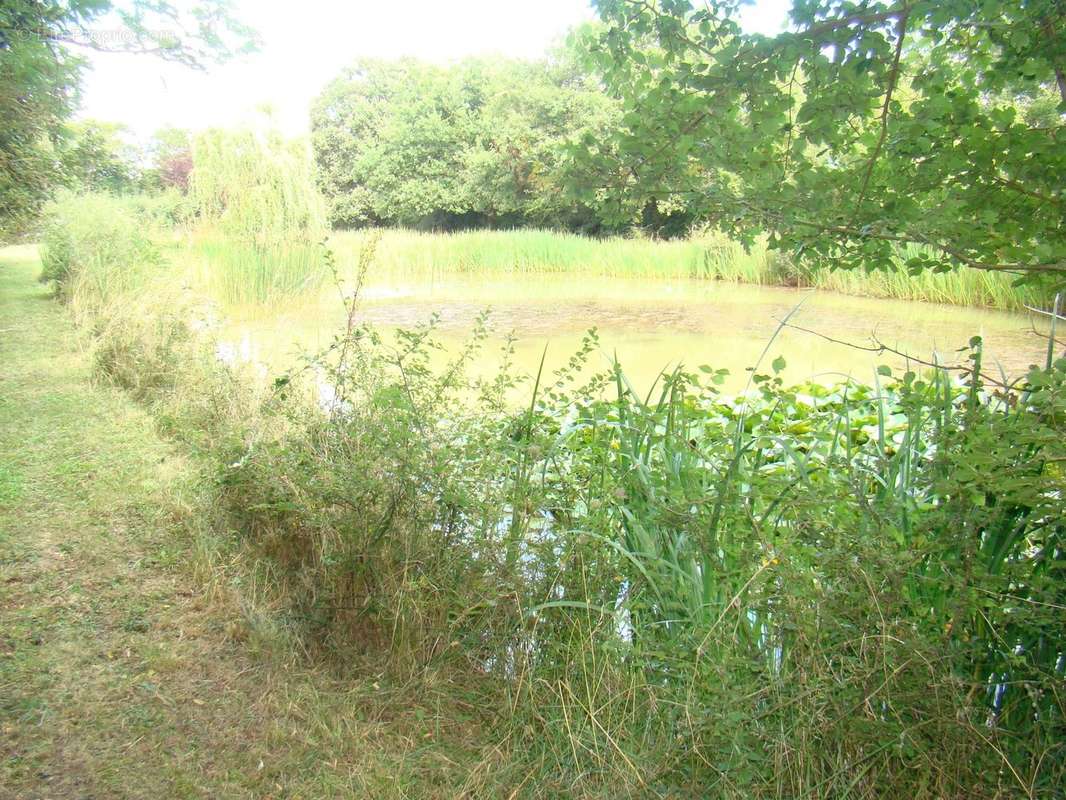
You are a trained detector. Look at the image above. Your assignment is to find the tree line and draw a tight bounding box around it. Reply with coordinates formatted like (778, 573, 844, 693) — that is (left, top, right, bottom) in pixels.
(309, 51, 629, 234)
(3, 1, 1062, 284)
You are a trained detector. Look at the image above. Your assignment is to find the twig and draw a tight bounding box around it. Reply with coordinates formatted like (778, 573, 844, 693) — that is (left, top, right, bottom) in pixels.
(777, 319, 1025, 390)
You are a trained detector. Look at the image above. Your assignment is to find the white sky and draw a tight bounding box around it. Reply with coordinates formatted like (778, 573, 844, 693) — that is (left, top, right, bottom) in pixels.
(78, 0, 791, 142)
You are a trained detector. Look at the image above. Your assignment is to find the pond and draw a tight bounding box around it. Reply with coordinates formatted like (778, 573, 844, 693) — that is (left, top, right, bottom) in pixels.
(222, 272, 1053, 394)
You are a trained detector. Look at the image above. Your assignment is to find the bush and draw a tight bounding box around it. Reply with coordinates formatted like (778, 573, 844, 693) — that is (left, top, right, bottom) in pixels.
(220, 308, 522, 663)
(39, 192, 161, 306)
(120, 189, 193, 230)
(48, 204, 1063, 795)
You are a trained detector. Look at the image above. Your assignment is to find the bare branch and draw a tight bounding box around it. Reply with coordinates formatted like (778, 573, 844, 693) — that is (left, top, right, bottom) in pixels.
(777, 319, 1027, 390)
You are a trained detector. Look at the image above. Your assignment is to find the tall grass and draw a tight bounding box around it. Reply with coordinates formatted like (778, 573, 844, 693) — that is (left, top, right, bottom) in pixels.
(190, 236, 327, 307)
(500, 350, 1065, 797)
(43, 199, 1065, 797)
(38, 192, 162, 313)
(331, 227, 777, 282)
(810, 243, 1053, 310)
(330, 228, 1054, 311)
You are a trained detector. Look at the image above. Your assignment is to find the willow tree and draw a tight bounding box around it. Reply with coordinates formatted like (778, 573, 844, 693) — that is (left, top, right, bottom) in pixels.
(584, 0, 1065, 286)
(189, 126, 326, 243)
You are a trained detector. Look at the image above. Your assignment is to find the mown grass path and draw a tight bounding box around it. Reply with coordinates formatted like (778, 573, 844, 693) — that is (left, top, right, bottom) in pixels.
(0, 248, 490, 799)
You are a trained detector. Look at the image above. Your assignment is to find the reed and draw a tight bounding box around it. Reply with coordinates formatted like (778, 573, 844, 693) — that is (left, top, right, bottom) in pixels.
(328, 228, 1054, 310)
(38, 192, 162, 317)
(329, 227, 774, 282)
(809, 244, 1052, 310)
(190, 235, 327, 307)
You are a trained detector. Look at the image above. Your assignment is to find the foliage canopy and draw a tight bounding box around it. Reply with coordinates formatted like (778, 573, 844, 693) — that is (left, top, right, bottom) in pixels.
(311, 55, 625, 232)
(586, 0, 1066, 283)
(0, 0, 255, 239)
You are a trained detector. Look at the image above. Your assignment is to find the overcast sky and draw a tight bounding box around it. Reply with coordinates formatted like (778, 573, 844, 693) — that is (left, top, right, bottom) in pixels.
(77, 0, 791, 141)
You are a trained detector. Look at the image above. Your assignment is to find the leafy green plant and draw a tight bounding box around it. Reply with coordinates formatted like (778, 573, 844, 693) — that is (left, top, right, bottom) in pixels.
(586, 1, 1066, 287)
(505, 349, 1065, 797)
(189, 126, 326, 244)
(39, 192, 162, 308)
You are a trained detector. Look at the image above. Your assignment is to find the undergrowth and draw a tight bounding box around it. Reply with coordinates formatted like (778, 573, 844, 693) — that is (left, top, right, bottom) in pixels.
(42, 197, 1066, 798)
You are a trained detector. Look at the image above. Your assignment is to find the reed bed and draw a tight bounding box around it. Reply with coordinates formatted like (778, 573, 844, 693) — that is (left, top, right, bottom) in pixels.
(810, 247, 1052, 309)
(329, 228, 1054, 311)
(190, 235, 327, 307)
(329, 228, 776, 282)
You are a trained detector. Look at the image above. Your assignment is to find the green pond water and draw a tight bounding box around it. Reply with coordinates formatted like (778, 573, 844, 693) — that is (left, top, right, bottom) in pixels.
(222, 273, 1052, 394)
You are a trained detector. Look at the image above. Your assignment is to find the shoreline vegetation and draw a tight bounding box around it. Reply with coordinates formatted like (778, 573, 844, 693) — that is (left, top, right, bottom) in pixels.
(327, 228, 1056, 312)
(4, 1, 1064, 795)
(37, 191, 1057, 314)
(179, 222, 1060, 313)
(12, 188, 1063, 797)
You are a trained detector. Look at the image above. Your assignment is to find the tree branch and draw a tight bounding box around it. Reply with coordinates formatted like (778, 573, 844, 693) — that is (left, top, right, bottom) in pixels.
(777, 320, 1024, 390)
(848, 11, 909, 229)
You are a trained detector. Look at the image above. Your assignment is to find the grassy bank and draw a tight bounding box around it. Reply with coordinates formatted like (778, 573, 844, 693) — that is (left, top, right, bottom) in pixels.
(0, 247, 503, 798)
(19, 194, 1066, 797)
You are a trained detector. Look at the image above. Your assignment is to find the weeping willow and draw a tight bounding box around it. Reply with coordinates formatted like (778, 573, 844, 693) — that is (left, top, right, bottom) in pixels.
(186, 125, 329, 304)
(189, 126, 326, 245)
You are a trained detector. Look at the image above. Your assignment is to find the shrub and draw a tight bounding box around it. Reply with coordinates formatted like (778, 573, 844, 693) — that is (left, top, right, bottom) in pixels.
(121, 189, 193, 230)
(39, 192, 161, 307)
(219, 303, 522, 663)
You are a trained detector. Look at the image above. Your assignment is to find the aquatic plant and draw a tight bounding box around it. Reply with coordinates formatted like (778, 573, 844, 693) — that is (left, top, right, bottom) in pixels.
(327, 228, 1055, 311)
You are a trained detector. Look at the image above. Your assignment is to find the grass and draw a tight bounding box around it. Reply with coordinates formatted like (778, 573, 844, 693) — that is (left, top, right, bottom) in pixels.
(190, 235, 328, 306)
(331, 227, 775, 282)
(326, 228, 1055, 311)
(15, 196, 1066, 797)
(0, 245, 505, 799)
(810, 243, 1053, 309)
